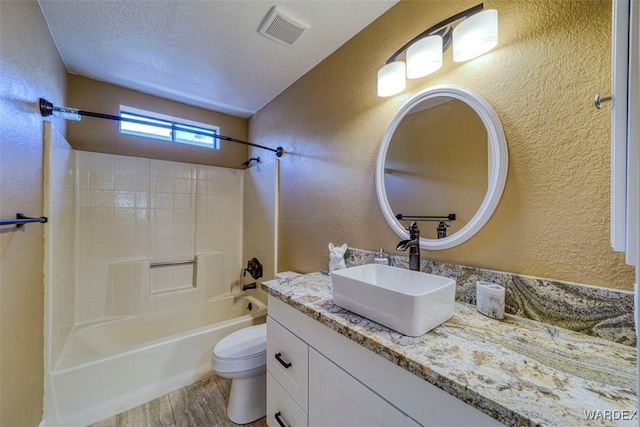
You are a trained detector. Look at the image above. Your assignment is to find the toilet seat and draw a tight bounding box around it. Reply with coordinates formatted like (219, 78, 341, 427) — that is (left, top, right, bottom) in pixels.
(212, 323, 267, 373)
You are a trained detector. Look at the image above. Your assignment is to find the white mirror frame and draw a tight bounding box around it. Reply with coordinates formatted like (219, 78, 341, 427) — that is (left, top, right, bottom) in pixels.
(375, 84, 508, 250)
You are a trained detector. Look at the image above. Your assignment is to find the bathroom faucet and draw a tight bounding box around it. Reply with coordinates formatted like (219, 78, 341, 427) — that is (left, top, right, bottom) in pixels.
(396, 221, 420, 271)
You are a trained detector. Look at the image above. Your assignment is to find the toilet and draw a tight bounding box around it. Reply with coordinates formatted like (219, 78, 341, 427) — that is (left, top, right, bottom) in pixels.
(211, 271, 300, 424)
(212, 323, 267, 424)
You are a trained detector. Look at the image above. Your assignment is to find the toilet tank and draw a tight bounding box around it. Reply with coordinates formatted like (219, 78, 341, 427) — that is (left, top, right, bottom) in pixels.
(275, 271, 301, 280)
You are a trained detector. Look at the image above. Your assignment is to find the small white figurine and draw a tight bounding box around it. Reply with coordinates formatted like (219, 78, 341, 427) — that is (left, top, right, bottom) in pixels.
(328, 243, 348, 273)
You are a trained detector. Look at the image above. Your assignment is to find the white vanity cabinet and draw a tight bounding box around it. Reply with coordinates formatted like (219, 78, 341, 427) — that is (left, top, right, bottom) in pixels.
(309, 348, 419, 427)
(266, 296, 503, 427)
(266, 314, 415, 427)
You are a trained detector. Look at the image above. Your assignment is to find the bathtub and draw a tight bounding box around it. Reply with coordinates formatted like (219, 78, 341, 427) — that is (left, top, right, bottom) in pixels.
(45, 293, 267, 427)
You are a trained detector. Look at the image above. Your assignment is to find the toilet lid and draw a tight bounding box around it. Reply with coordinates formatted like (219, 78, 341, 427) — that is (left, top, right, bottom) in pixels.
(214, 323, 266, 359)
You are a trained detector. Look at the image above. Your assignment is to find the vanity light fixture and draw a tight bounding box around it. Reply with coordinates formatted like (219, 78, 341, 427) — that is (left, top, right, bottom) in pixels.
(377, 4, 498, 97)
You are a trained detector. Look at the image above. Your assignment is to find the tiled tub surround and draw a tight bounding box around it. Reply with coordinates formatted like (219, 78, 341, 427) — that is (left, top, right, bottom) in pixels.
(346, 248, 635, 346)
(262, 274, 637, 427)
(104, 252, 226, 318)
(76, 150, 244, 323)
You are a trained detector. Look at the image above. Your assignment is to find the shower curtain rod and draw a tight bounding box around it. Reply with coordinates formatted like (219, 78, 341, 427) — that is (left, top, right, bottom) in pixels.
(39, 98, 284, 157)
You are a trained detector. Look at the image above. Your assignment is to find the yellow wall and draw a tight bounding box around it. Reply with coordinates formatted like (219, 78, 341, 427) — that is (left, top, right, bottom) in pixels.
(250, 0, 635, 289)
(0, 1, 68, 424)
(67, 74, 249, 168)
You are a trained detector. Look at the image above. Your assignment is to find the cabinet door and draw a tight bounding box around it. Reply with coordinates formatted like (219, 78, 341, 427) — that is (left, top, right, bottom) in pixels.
(309, 348, 418, 427)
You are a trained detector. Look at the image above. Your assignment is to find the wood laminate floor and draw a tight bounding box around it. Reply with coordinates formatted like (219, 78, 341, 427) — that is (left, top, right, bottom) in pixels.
(89, 375, 267, 427)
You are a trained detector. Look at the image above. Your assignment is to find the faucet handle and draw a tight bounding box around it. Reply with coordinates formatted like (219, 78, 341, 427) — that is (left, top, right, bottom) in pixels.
(244, 257, 263, 279)
(405, 221, 420, 240)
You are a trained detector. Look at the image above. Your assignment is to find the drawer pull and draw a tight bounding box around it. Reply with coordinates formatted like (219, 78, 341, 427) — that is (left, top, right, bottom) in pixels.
(274, 411, 290, 427)
(275, 352, 292, 368)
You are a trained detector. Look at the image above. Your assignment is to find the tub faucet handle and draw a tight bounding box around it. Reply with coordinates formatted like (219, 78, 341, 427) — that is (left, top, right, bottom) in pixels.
(244, 258, 263, 279)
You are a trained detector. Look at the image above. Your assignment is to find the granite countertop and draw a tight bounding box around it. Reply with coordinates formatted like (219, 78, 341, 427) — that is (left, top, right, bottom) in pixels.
(262, 273, 637, 427)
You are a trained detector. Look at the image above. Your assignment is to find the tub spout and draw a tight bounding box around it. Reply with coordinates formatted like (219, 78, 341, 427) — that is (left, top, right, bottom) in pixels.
(242, 282, 257, 291)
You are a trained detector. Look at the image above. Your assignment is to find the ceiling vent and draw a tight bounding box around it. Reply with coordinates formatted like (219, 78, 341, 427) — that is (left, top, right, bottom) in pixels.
(258, 6, 310, 46)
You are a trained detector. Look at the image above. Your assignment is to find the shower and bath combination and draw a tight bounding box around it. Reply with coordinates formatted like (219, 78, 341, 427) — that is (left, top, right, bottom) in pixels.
(40, 106, 281, 425)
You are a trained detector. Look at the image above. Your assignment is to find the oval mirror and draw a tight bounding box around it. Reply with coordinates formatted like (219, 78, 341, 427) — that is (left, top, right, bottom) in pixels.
(375, 84, 508, 250)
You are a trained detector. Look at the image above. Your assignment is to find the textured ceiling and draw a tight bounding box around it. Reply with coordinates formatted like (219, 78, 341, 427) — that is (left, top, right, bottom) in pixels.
(38, 0, 398, 117)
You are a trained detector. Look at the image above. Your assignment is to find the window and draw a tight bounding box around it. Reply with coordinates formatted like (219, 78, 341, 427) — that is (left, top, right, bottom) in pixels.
(119, 105, 220, 149)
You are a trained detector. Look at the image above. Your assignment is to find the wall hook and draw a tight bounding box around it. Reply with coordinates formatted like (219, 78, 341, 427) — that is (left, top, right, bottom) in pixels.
(594, 93, 612, 109)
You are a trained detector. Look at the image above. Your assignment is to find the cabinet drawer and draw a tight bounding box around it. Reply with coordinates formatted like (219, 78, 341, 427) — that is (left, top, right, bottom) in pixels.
(267, 372, 308, 427)
(267, 316, 309, 411)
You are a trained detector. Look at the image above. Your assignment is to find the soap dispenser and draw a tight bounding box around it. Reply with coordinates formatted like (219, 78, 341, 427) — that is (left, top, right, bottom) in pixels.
(373, 248, 390, 265)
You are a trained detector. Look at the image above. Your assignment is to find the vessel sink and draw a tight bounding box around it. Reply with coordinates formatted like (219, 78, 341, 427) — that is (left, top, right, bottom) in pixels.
(331, 264, 456, 336)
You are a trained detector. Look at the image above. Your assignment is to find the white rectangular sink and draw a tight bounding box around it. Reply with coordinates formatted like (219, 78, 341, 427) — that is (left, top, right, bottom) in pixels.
(331, 264, 456, 336)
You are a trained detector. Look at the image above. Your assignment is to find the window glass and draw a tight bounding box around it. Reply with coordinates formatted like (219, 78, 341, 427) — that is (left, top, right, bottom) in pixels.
(120, 112, 172, 141)
(174, 124, 217, 147)
(119, 106, 219, 149)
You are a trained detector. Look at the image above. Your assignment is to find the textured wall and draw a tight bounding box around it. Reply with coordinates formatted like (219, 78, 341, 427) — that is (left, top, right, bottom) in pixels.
(250, 0, 635, 289)
(67, 74, 249, 169)
(0, 1, 67, 425)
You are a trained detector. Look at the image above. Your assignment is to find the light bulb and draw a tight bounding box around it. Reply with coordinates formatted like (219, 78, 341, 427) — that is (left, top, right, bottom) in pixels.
(406, 35, 443, 79)
(377, 62, 406, 97)
(453, 9, 498, 62)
